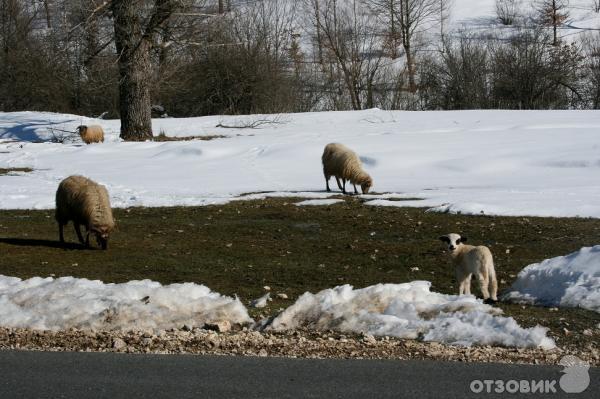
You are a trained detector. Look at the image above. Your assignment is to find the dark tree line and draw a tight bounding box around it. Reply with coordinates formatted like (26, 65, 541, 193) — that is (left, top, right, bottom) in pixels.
(0, 0, 599, 141)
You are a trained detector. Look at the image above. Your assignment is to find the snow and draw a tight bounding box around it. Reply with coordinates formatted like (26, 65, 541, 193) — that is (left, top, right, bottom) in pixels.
(268, 281, 554, 349)
(295, 199, 344, 206)
(503, 246, 600, 313)
(450, 0, 600, 39)
(2, 109, 600, 218)
(0, 272, 559, 348)
(0, 275, 252, 332)
(250, 293, 271, 308)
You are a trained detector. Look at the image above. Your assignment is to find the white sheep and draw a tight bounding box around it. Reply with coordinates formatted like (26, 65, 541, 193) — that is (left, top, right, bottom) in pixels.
(55, 175, 115, 249)
(439, 233, 498, 303)
(321, 143, 373, 194)
(77, 125, 104, 144)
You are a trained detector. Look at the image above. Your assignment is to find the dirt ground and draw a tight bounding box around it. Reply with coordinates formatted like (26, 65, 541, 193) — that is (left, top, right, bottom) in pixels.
(0, 196, 598, 356)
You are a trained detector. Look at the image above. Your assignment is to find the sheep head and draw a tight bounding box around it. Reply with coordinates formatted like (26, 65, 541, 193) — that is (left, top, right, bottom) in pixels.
(439, 233, 467, 253)
(361, 176, 373, 194)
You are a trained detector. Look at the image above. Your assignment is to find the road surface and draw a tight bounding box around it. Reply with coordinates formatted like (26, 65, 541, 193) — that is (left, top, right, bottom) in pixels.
(0, 350, 597, 398)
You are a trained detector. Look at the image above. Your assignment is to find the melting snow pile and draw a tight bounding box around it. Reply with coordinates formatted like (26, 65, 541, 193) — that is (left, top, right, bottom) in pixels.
(503, 246, 600, 313)
(0, 275, 252, 331)
(268, 281, 555, 349)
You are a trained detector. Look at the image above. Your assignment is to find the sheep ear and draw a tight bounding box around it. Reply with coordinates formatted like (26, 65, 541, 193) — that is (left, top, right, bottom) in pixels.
(460, 236, 467, 243)
(439, 236, 450, 243)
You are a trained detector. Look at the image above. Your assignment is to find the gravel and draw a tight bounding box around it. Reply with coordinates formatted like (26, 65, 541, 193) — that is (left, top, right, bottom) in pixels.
(0, 327, 597, 366)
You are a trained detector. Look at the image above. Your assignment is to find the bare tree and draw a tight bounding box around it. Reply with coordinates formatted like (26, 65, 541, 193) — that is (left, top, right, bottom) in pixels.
(420, 35, 490, 109)
(310, 0, 385, 109)
(394, 0, 439, 93)
(111, 0, 184, 141)
(496, 0, 520, 25)
(582, 33, 600, 108)
(367, 0, 440, 93)
(535, 0, 569, 46)
(491, 29, 582, 109)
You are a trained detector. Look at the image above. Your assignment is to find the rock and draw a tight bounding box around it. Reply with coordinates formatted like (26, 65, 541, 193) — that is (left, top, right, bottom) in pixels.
(362, 334, 377, 344)
(204, 320, 232, 333)
(276, 293, 288, 300)
(583, 329, 593, 336)
(112, 338, 127, 350)
(142, 330, 153, 338)
(263, 286, 271, 291)
(258, 349, 268, 357)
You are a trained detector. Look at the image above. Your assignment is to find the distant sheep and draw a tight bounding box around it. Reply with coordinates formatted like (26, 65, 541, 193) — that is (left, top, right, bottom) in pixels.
(55, 175, 115, 249)
(439, 233, 498, 303)
(77, 125, 104, 144)
(322, 143, 373, 194)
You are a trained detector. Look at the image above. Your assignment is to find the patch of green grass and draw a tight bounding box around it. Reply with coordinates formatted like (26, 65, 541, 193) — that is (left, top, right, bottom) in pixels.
(0, 168, 33, 175)
(0, 197, 598, 348)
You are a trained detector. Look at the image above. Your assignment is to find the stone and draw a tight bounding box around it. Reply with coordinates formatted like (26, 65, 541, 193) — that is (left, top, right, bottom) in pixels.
(112, 338, 126, 350)
(204, 320, 232, 333)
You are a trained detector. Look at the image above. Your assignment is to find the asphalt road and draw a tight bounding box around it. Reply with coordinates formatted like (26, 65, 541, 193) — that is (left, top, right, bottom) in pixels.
(0, 351, 597, 398)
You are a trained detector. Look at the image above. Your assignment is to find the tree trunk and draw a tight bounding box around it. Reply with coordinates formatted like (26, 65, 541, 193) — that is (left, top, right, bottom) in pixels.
(43, 0, 51, 28)
(112, 0, 153, 141)
(405, 44, 416, 93)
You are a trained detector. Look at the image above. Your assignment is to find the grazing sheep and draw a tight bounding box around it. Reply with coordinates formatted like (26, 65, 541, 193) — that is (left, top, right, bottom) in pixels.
(55, 175, 115, 249)
(77, 125, 104, 144)
(322, 143, 373, 194)
(439, 233, 498, 303)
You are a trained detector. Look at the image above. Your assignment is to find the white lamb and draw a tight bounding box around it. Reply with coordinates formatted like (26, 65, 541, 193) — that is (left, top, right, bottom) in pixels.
(439, 233, 498, 303)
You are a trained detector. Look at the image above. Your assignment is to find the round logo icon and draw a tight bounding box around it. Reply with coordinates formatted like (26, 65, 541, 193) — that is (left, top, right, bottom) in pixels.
(559, 355, 590, 394)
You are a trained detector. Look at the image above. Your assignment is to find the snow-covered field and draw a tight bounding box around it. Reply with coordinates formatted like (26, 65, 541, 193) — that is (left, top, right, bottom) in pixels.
(268, 282, 555, 349)
(450, 0, 600, 35)
(2, 110, 600, 218)
(504, 246, 600, 313)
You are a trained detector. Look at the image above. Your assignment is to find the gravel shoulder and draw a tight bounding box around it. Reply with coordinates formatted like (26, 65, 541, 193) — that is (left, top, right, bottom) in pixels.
(1, 327, 598, 367)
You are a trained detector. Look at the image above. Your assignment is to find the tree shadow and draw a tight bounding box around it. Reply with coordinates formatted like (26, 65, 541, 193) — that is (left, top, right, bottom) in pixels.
(0, 237, 87, 250)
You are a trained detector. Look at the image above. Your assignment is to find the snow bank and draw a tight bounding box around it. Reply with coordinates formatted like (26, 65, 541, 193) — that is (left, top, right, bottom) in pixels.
(503, 246, 600, 313)
(0, 275, 252, 332)
(268, 282, 555, 349)
(0, 274, 558, 348)
(3, 109, 600, 217)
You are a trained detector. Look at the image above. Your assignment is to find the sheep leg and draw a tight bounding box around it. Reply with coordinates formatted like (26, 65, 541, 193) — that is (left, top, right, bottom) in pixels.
(58, 223, 65, 243)
(84, 228, 91, 248)
(342, 179, 347, 194)
(477, 273, 490, 300)
(74, 224, 85, 245)
(489, 278, 498, 302)
(335, 177, 343, 191)
(353, 184, 358, 194)
(325, 175, 331, 192)
(456, 270, 465, 295)
(463, 275, 472, 295)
